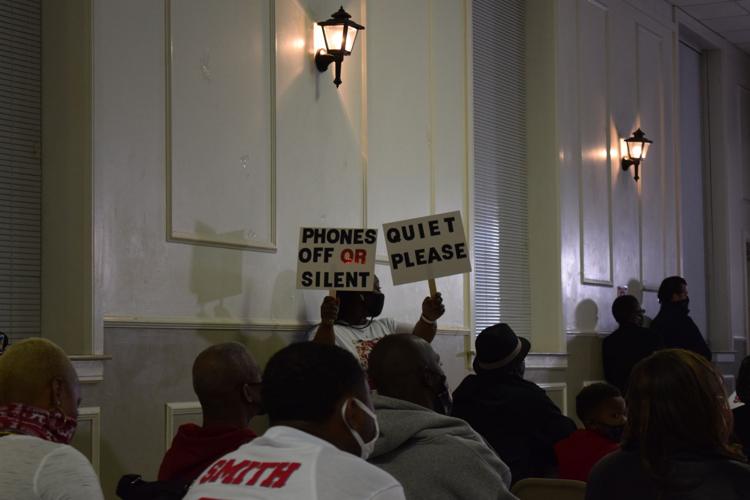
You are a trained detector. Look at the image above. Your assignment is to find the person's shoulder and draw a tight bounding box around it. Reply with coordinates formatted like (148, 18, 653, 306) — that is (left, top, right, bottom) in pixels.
(318, 447, 402, 488)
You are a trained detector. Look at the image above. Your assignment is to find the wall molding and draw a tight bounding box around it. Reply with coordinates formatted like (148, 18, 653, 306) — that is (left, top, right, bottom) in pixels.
(526, 353, 569, 370)
(164, 401, 202, 451)
(714, 351, 737, 364)
(577, 0, 614, 287)
(582, 379, 607, 388)
(538, 382, 569, 415)
(103, 315, 471, 336)
(76, 407, 101, 474)
(164, 0, 277, 252)
(70, 355, 110, 383)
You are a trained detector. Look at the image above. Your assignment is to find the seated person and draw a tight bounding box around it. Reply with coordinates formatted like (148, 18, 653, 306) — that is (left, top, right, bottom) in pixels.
(602, 295, 663, 394)
(587, 349, 750, 500)
(159, 342, 263, 483)
(367, 334, 516, 500)
(555, 383, 625, 481)
(311, 275, 445, 368)
(451, 323, 576, 483)
(0, 338, 104, 499)
(732, 355, 750, 456)
(184, 342, 405, 500)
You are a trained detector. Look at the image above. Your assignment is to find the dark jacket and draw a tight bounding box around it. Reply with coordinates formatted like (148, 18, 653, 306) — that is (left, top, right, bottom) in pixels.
(451, 371, 576, 483)
(602, 324, 663, 394)
(586, 449, 750, 500)
(733, 404, 750, 457)
(651, 303, 711, 361)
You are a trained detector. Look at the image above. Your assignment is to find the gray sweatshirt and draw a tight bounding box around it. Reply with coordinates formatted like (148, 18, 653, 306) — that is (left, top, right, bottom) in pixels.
(368, 394, 518, 500)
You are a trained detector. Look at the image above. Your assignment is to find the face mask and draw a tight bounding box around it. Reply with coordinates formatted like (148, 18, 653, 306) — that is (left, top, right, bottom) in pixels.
(341, 397, 379, 459)
(0, 403, 77, 444)
(676, 298, 690, 313)
(597, 424, 624, 443)
(362, 292, 385, 318)
(434, 387, 453, 416)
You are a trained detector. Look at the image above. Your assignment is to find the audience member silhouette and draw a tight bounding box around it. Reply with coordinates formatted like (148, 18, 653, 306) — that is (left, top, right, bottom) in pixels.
(159, 342, 263, 483)
(451, 323, 576, 483)
(602, 295, 663, 394)
(650, 276, 711, 360)
(367, 334, 516, 500)
(0, 338, 104, 499)
(184, 342, 405, 500)
(586, 349, 750, 500)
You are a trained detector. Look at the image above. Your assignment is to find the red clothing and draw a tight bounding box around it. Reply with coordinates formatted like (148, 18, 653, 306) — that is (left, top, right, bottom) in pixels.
(158, 423, 257, 482)
(554, 429, 619, 481)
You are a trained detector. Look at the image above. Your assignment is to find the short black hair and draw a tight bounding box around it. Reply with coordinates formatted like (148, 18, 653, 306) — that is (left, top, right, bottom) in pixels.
(657, 276, 687, 304)
(737, 356, 750, 403)
(576, 382, 622, 423)
(612, 295, 639, 324)
(262, 342, 365, 423)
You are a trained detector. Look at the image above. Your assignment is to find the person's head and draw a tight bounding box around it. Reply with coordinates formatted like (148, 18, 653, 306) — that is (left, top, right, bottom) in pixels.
(657, 276, 688, 305)
(337, 275, 384, 323)
(736, 356, 750, 404)
(612, 295, 645, 327)
(0, 338, 80, 420)
(576, 383, 626, 441)
(262, 342, 378, 458)
(473, 323, 531, 377)
(192, 342, 263, 427)
(368, 334, 451, 414)
(623, 349, 740, 476)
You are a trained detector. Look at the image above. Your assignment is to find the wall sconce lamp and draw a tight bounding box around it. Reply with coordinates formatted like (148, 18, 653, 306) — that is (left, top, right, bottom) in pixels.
(621, 128, 653, 182)
(314, 6, 364, 88)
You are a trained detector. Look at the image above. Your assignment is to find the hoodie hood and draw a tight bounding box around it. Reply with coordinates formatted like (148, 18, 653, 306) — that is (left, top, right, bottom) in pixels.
(371, 394, 485, 458)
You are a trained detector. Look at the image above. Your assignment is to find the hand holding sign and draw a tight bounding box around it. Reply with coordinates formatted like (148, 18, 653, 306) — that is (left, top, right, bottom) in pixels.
(422, 292, 445, 322)
(320, 295, 340, 326)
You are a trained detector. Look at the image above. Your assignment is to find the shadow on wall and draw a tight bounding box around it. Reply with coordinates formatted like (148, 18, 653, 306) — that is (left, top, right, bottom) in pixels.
(269, 269, 309, 323)
(189, 221, 244, 318)
(574, 299, 599, 333)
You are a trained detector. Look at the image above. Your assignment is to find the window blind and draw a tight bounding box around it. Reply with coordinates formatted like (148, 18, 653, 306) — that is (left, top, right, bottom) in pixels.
(472, 0, 530, 337)
(0, 0, 41, 342)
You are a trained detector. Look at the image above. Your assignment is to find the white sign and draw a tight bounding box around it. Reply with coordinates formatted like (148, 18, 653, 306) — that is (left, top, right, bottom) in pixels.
(296, 227, 377, 291)
(382, 211, 471, 285)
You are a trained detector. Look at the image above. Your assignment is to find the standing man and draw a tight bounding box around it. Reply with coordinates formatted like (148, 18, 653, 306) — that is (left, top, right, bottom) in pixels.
(311, 276, 445, 368)
(650, 276, 711, 361)
(602, 295, 663, 394)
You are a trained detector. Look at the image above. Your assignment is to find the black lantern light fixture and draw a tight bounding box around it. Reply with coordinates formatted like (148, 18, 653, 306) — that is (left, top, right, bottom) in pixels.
(314, 6, 365, 88)
(621, 128, 653, 182)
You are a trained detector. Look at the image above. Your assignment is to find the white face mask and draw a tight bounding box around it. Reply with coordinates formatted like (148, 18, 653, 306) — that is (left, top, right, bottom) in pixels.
(341, 397, 379, 459)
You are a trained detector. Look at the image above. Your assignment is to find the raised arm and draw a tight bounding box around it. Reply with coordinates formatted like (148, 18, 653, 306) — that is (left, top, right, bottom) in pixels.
(312, 296, 339, 345)
(412, 292, 445, 343)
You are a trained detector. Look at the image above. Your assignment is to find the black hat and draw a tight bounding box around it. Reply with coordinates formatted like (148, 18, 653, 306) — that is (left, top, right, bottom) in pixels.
(474, 323, 531, 371)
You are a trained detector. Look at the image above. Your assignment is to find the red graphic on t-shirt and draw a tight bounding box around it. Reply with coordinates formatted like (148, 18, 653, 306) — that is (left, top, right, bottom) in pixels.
(356, 338, 381, 369)
(199, 459, 301, 489)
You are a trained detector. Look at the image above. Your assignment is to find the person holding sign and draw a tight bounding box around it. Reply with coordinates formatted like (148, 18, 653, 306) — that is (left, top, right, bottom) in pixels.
(311, 276, 445, 369)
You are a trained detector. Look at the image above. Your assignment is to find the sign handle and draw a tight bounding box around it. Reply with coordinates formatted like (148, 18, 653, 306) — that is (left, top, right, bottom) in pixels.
(329, 289, 337, 298)
(428, 279, 437, 298)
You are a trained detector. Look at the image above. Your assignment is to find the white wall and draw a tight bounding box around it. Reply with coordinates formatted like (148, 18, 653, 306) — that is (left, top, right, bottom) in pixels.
(91, 0, 472, 381)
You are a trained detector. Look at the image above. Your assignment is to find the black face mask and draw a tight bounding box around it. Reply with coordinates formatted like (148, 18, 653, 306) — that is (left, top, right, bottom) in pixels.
(597, 424, 624, 443)
(674, 298, 690, 314)
(363, 292, 385, 318)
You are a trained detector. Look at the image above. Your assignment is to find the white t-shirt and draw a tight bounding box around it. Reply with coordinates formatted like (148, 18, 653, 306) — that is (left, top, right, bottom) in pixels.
(184, 425, 405, 500)
(310, 318, 411, 368)
(0, 434, 104, 500)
